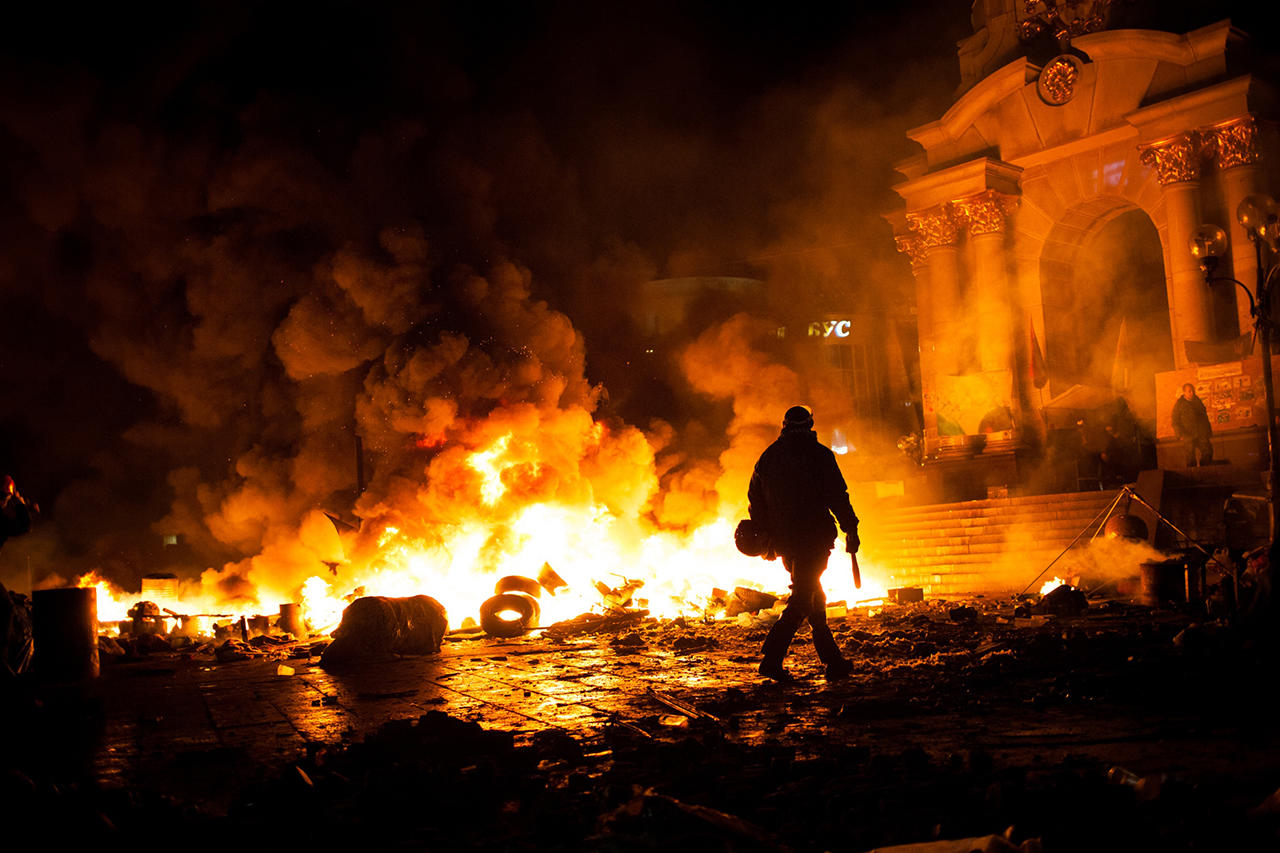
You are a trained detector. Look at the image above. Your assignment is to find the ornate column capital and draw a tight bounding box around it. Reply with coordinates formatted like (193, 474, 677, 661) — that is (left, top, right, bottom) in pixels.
(894, 234, 929, 270)
(1203, 117, 1260, 170)
(952, 190, 1019, 236)
(1138, 133, 1202, 186)
(905, 204, 960, 250)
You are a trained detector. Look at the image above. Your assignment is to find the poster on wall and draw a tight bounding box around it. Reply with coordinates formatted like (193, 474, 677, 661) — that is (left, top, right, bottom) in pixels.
(934, 370, 1013, 435)
(1154, 356, 1279, 438)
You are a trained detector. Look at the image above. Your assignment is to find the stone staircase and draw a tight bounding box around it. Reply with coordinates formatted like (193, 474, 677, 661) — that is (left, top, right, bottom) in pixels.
(860, 490, 1121, 597)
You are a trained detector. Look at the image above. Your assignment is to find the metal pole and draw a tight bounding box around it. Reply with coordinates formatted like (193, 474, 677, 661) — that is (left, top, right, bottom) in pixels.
(1257, 237, 1280, 568)
(1019, 488, 1129, 595)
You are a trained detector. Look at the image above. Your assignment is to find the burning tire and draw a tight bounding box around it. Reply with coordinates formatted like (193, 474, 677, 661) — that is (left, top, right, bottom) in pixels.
(494, 575, 542, 598)
(479, 593, 540, 638)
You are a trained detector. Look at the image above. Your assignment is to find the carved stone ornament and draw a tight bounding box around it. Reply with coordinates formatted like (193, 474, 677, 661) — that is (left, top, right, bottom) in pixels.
(894, 234, 929, 270)
(1205, 117, 1260, 170)
(1036, 55, 1082, 106)
(1138, 134, 1201, 185)
(1019, 1, 1113, 44)
(952, 190, 1019, 236)
(905, 206, 960, 250)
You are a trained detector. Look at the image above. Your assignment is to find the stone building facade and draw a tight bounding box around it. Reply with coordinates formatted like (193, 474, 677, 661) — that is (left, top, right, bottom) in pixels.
(890, 7, 1276, 496)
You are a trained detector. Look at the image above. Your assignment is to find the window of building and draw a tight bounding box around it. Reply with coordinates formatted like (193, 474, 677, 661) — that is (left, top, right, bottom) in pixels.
(825, 343, 885, 419)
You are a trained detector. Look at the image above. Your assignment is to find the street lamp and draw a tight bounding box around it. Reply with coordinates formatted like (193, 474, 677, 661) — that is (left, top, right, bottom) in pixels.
(1192, 194, 1280, 576)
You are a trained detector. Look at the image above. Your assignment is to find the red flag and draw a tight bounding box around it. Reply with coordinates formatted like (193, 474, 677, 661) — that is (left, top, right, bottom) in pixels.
(1030, 325, 1048, 389)
(1110, 317, 1130, 393)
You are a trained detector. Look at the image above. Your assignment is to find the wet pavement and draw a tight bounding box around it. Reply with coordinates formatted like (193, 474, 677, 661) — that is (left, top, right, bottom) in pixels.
(9, 599, 1280, 849)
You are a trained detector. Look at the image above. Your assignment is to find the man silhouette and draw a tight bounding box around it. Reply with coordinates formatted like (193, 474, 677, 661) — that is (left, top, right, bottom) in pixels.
(748, 406, 859, 681)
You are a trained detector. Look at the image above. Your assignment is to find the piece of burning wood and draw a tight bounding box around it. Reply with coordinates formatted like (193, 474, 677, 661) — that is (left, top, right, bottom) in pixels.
(725, 587, 778, 617)
(543, 609, 649, 639)
(646, 687, 722, 724)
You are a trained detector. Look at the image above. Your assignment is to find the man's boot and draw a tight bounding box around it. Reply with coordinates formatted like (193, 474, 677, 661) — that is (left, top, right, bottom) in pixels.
(825, 657, 853, 679)
(759, 658, 794, 682)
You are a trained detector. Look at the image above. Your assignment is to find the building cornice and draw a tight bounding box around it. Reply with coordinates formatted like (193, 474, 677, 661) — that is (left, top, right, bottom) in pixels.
(893, 157, 1023, 213)
(1010, 124, 1139, 171)
(1071, 20, 1240, 67)
(1125, 75, 1260, 140)
(907, 58, 1038, 152)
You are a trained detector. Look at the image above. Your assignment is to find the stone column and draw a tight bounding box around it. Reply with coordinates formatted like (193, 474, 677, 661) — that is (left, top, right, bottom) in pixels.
(907, 206, 963, 377)
(954, 190, 1018, 373)
(1207, 117, 1263, 335)
(899, 205, 963, 451)
(895, 232, 937, 444)
(1139, 133, 1212, 367)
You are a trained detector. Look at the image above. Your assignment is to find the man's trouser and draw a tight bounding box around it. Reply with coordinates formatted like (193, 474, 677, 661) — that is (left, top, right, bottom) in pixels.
(761, 545, 843, 667)
(1184, 435, 1213, 466)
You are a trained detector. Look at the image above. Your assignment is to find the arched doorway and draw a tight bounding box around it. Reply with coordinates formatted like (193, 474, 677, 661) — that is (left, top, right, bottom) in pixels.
(1040, 199, 1173, 421)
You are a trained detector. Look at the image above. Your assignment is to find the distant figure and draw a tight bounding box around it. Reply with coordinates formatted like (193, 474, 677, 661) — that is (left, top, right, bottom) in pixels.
(1172, 383, 1214, 467)
(1, 475, 33, 550)
(748, 406, 859, 682)
(1100, 399, 1142, 486)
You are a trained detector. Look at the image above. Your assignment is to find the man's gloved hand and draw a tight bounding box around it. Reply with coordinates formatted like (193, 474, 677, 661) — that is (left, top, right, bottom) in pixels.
(846, 531, 860, 554)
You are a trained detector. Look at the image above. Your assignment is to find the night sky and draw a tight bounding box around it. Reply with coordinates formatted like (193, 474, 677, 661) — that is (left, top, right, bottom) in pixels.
(0, 1, 1268, 592)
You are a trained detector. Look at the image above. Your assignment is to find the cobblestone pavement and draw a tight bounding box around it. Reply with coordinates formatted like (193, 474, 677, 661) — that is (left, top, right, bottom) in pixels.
(62, 602, 1279, 819)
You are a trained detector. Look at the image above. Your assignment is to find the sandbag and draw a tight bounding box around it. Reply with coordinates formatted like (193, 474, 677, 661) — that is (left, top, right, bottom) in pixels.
(321, 595, 447, 665)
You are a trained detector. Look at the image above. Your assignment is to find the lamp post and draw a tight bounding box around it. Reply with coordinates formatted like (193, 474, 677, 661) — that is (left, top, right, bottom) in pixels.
(1191, 194, 1280, 570)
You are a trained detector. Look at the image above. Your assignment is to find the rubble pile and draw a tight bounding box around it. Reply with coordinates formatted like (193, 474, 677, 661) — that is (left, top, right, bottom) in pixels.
(6, 700, 1280, 850)
(4, 594, 1280, 850)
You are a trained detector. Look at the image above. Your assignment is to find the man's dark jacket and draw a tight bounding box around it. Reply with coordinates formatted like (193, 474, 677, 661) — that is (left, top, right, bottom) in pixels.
(1172, 394, 1212, 440)
(747, 427, 858, 556)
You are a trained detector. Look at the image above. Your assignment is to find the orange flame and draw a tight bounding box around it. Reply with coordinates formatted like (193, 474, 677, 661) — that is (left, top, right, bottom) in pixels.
(75, 416, 891, 637)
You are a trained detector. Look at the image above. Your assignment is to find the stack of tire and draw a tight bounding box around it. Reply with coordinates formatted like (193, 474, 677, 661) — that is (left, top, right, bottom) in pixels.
(479, 576, 544, 638)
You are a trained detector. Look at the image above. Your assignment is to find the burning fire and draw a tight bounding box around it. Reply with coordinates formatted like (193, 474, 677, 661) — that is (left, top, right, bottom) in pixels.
(70, 424, 887, 636)
(77, 570, 137, 623)
(1039, 576, 1067, 596)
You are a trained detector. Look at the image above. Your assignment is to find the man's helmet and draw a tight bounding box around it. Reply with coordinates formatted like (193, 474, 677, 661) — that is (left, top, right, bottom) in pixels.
(782, 405, 813, 429)
(734, 519, 771, 557)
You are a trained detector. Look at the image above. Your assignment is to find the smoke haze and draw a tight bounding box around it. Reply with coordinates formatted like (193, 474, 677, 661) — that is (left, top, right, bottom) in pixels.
(0, 1, 1002, 599)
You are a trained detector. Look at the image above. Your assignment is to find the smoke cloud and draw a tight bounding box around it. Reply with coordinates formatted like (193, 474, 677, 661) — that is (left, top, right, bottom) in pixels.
(1, 1, 971, 603)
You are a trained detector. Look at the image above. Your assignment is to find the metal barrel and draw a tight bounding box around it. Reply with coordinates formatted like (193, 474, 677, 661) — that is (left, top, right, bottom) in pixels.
(279, 602, 305, 637)
(32, 587, 100, 680)
(1139, 560, 1187, 608)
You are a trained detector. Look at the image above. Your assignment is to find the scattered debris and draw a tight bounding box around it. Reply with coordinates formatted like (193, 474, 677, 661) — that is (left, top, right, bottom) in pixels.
(609, 632, 646, 652)
(127, 600, 166, 635)
(544, 610, 650, 639)
(537, 562, 568, 595)
(725, 587, 778, 617)
(889, 587, 924, 604)
(1035, 585, 1088, 617)
(646, 688, 721, 724)
(216, 639, 254, 662)
(594, 577, 645, 609)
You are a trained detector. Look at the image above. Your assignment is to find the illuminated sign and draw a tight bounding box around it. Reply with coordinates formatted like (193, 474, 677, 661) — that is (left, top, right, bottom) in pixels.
(808, 320, 852, 338)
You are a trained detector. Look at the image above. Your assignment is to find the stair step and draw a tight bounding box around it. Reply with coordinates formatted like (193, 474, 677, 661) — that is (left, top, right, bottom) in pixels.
(879, 490, 1119, 520)
(861, 489, 1121, 594)
(876, 506, 1109, 529)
